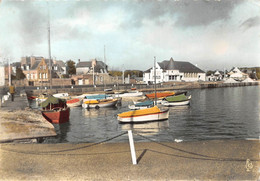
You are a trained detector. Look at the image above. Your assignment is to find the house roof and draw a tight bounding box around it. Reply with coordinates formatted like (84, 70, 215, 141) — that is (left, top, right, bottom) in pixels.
(55, 60, 66, 67)
(76, 61, 92, 68)
(11, 62, 21, 67)
(30, 60, 41, 70)
(145, 57, 205, 73)
(76, 60, 108, 73)
(161, 58, 205, 73)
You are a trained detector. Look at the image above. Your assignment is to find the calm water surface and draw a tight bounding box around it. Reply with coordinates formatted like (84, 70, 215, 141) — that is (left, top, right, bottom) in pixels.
(32, 86, 259, 143)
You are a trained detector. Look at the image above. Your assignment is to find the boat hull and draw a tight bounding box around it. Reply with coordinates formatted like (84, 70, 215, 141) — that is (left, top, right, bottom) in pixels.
(162, 100, 190, 106)
(145, 92, 175, 99)
(67, 98, 83, 107)
(42, 107, 70, 124)
(162, 95, 191, 106)
(114, 91, 143, 97)
(118, 109, 169, 123)
(128, 105, 153, 110)
(82, 99, 118, 109)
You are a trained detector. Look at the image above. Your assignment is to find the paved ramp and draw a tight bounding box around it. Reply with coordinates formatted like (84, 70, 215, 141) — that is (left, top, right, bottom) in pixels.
(0, 91, 56, 142)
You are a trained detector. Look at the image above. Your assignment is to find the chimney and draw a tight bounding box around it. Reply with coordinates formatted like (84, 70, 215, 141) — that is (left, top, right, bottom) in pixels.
(78, 59, 80, 63)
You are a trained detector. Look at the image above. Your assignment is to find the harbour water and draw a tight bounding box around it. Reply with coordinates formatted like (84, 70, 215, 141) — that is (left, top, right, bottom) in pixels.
(31, 86, 259, 143)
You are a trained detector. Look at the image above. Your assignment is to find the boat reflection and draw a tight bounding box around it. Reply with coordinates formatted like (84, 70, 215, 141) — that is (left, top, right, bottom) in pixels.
(51, 122, 70, 143)
(120, 120, 169, 136)
(83, 107, 118, 118)
(167, 105, 190, 115)
(83, 108, 99, 118)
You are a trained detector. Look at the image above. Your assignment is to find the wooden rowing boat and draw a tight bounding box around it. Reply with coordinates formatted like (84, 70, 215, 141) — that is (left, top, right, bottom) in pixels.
(117, 106, 169, 123)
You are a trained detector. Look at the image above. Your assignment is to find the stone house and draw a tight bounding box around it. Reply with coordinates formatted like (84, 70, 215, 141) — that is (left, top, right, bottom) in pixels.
(21, 56, 65, 86)
(74, 59, 110, 85)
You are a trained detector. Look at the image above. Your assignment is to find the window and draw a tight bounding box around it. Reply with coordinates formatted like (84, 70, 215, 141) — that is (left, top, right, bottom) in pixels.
(169, 75, 175, 80)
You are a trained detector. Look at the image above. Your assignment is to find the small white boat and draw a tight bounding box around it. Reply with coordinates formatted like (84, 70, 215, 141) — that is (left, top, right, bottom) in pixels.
(66, 98, 83, 107)
(117, 106, 169, 123)
(53, 93, 69, 98)
(82, 99, 118, 109)
(35, 94, 48, 104)
(162, 95, 191, 106)
(114, 90, 143, 98)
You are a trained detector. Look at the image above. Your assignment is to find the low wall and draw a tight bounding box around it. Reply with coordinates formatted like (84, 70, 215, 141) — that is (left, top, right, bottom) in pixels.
(25, 81, 260, 96)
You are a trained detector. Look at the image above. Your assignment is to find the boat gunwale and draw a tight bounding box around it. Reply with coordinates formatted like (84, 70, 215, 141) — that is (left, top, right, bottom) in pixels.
(118, 109, 169, 118)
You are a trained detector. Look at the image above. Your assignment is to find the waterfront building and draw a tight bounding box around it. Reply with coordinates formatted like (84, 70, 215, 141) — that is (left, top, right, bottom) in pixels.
(143, 57, 206, 84)
(207, 70, 224, 81)
(228, 67, 248, 81)
(74, 59, 110, 85)
(21, 56, 66, 86)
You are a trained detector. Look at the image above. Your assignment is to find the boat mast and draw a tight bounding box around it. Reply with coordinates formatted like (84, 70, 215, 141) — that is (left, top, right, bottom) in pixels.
(154, 56, 157, 105)
(48, 5, 52, 91)
(104, 45, 106, 88)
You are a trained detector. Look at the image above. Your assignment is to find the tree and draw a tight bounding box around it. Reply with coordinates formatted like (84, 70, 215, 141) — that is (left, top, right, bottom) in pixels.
(67, 60, 76, 75)
(206, 70, 214, 76)
(124, 70, 143, 78)
(109, 70, 122, 77)
(16, 67, 26, 80)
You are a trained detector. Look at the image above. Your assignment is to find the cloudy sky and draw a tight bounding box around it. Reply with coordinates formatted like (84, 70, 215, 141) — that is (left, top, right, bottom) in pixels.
(0, 0, 259, 71)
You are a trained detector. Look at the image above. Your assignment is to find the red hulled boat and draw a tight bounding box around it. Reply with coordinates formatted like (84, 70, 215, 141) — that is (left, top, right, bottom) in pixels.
(41, 95, 70, 124)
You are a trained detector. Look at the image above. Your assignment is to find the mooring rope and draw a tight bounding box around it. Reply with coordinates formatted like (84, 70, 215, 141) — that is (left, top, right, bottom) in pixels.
(0, 131, 128, 155)
(135, 132, 260, 162)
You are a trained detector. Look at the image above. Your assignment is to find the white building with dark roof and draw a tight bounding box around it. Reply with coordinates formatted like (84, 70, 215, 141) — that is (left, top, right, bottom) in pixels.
(143, 57, 206, 84)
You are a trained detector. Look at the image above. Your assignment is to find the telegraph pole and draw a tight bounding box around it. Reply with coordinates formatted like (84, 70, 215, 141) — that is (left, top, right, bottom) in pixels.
(8, 57, 11, 86)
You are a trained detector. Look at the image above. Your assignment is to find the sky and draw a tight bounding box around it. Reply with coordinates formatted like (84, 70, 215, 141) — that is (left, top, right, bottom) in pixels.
(0, 0, 259, 71)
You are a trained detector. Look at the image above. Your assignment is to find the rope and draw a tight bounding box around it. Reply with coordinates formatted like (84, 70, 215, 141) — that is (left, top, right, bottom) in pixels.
(135, 132, 260, 162)
(1, 131, 128, 155)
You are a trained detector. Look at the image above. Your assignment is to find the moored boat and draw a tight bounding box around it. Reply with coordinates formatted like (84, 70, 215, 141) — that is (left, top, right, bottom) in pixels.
(117, 106, 169, 123)
(128, 100, 154, 110)
(114, 90, 143, 97)
(66, 98, 83, 107)
(82, 98, 118, 109)
(145, 91, 175, 99)
(35, 93, 48, 104)
(83, 94, 112, 101)
(162, 94, 191, 106)
(41, 95, 70, 124)
(53, 92, 70, 99)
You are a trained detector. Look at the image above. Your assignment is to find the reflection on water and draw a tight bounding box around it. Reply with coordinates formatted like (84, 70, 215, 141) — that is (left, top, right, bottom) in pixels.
(29, 86, 260, 143)
(47, 122, 71, 143)
(121, 120, 169, 136)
